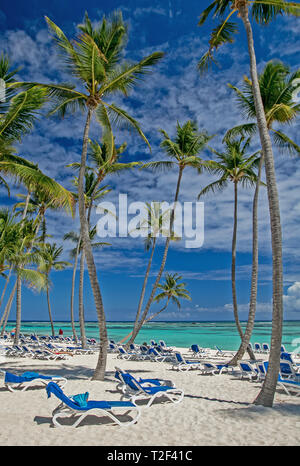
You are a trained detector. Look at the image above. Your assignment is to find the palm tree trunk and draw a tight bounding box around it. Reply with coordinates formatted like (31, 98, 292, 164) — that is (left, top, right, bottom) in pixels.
(13, 276, 21, 344)
(127, 167, 183, 345)
(122, 296, 170, 345)
(239, 3, 283, 407)
(78, 249, 87, 348)
(0, 279, 17, 335)
(46, 283, 55, 337)
(122, 237, 157, 346)
(70, 238, 80, 343)
(229, 155, 264, 365)
(231, 181, 255, 361)
(78, 108, 108, 381)
(144, 298, 170, 324)
(0, 267, 12, 310)
(232, 181, 243, 338)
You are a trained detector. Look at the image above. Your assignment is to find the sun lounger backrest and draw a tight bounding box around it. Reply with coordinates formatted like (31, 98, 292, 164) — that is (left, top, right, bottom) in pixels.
(280, 361, 294, 376)
(280, 352, 293, 363)
(175, 352, 184, 363)
(46, 382, 80, 409)
(119, 373, 141, 392)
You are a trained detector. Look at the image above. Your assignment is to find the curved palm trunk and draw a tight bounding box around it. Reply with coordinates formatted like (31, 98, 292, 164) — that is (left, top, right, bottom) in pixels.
(46, 282, 55, 337)
(0, 279, 17, 335)
(78, 109, 108, 381)
(78, 249, 87, 348)
(127, 167, 183, 345)
(231, 181, 255, 361)
(13, 276, 21, 344)
(239, 4, 283, 407)
(122, 237, 157, 346)
(144, 298, 170, 324)
(70, 239, 80, 344)
(121, 293, 169, 345)
(0, 267, 12, 310)
(229, 155, 264, 365)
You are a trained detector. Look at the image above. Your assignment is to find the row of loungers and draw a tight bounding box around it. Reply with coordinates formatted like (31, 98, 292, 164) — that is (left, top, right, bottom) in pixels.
(0, 367, 184, 428)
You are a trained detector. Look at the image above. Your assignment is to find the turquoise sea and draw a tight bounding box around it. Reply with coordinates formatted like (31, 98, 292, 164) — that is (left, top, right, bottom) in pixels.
(5, 321, 300, 352)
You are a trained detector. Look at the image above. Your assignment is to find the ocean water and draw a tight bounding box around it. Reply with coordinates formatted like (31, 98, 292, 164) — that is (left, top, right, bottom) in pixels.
(5, 321, 300, 352)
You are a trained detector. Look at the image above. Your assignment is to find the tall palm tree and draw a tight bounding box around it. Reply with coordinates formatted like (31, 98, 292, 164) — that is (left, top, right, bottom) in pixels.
(120, 202, 176, 345)
(127, 121, 212, 345)
(197, 0, 300, 407)
(198, 136, 261, 359)
(38, 243, 71, 336)
(224, 61, 300, 365)
(12, 11, 164, 380)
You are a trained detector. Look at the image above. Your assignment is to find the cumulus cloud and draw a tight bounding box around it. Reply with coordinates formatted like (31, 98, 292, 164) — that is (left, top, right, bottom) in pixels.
(283, 282, 300, 314)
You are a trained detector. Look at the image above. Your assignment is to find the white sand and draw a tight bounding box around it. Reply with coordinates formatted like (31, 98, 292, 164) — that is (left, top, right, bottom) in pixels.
(0, 347, 299, 446)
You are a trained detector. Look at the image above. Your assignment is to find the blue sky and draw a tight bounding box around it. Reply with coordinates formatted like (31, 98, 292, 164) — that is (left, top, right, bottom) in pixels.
(0, 0, 300, 322)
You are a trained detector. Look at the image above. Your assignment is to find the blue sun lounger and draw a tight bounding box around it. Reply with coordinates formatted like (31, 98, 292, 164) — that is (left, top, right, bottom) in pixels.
(114, 367, 175, 393)
(116, 370, 184, 408)
(46, 382, 140, 428)
(172, 352, 202, 371)
(277, 374, 300, 397)
(0, 370, 67, 392)
(201, 362, 232, 375)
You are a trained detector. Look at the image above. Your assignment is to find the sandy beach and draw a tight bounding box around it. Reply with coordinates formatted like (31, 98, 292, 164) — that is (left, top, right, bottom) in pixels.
(0, 347, 299, 446)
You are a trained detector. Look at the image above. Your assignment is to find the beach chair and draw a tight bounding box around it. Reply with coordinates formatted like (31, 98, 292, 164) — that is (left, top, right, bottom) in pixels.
(254, 343, 262, 353)
(280, 352, 300, 369)
(159, 340, 173, 352)
(281, 345, 287, 353)
(255, 361, 268, 381)
(279, 361, 300, 380)
(116, 371, 184, 408)
(171, 352, 202, 371)
(201, 362, 232, 376)
(114, 367, 175, 393)
(116, 346, 144, 361)
(0, 370, 67, 392)
(215, 346, 234, 358)
(277, 374, 300, 397)
(46, 382, 140, 428)
(147, 347, 174, 363)
(262, 343, 270, 354)
(237, 362, 258, 381)
(189, 344, 207, 358)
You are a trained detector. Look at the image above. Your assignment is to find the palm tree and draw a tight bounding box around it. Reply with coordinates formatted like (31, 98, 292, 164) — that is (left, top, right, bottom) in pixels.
(6, 220, 47, 344)
(198, 136, 261, 360)
(72, 226, 110, 349)
(38, 243, 71, 336)
(224, 61, 300, 365)
(150, 272, 191, 322)
(120, 202, 176, 345)
(12, 11, 164, 380)
(127, 121, 212, 345)
(197, 0, 300, 407)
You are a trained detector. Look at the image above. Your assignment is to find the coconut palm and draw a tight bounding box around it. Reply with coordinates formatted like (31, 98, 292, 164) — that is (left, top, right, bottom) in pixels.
(64, 226, 110, 348)
(224, 61, 300, 365)
(120, 202, 177, 345)
(198, 136, 261, 359)
(197, 0, 300, 407)
(12, 11, 164, 380)
(5, 220, 47, 343)
(37, 243, 71, 336)
(127, 121, 212, 346)
(150, 272, 191, 322)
